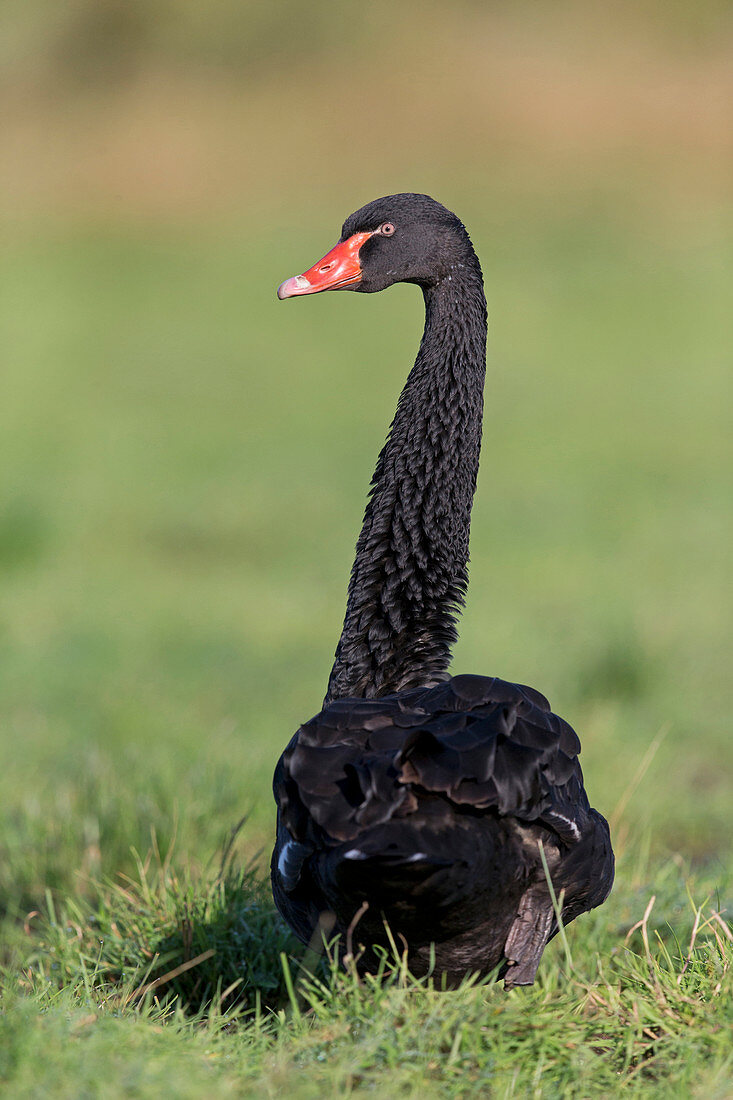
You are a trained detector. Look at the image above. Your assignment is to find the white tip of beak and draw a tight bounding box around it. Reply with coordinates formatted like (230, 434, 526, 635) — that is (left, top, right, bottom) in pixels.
(277, 274, 312, 300)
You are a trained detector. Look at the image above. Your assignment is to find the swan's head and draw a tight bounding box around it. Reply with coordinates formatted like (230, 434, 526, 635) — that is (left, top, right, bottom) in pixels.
(277, 193, 476, 299)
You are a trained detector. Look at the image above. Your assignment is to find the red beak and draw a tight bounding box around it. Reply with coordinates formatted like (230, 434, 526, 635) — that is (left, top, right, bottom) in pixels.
(277, 231, 372, 299)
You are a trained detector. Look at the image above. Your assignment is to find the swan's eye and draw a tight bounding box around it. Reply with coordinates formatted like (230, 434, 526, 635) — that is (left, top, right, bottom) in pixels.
(380, 222, 395, 236)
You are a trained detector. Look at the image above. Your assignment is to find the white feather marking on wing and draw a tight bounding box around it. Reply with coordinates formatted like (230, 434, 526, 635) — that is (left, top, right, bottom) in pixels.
(547, 812, 581, 840)
(278, 840, 295, 879)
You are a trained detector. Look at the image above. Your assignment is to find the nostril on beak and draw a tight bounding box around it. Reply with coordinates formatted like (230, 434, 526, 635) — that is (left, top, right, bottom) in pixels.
(319, 262, 334, 273)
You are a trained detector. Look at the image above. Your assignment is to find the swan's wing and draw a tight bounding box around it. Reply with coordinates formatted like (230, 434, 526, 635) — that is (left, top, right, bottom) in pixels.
(277, 674, 593, 849)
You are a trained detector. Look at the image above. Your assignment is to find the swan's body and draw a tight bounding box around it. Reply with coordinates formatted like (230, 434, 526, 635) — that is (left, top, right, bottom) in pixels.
(272, 194, 613, 986)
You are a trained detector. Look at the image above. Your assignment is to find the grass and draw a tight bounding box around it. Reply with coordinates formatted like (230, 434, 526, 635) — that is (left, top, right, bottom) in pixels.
(0, 197, 731, 1095)
(3, 850, 732, 1098)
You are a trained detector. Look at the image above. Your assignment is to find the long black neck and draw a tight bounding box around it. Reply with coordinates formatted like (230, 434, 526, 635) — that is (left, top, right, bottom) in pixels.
(325, 259, 487, 704)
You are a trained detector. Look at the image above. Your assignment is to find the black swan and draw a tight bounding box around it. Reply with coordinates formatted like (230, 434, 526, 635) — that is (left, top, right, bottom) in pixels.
(271, 194, 613, 987)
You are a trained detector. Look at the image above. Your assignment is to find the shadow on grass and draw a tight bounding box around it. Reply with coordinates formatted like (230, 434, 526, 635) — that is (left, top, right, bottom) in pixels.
(21, 820, 300, 1018)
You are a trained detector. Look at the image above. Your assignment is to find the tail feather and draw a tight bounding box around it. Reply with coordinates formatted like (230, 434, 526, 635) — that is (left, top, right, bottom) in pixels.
(331, 842, 452, 898)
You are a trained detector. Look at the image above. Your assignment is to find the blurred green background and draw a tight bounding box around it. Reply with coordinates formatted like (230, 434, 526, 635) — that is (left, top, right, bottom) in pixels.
(1, 0, 731, 913)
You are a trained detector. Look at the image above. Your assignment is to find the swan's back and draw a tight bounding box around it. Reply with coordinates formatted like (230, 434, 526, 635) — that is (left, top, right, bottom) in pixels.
(272, 674, 614, 984)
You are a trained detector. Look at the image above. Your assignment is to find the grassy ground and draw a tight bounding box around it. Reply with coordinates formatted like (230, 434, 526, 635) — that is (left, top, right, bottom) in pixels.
(1, 199, 731, 1096)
